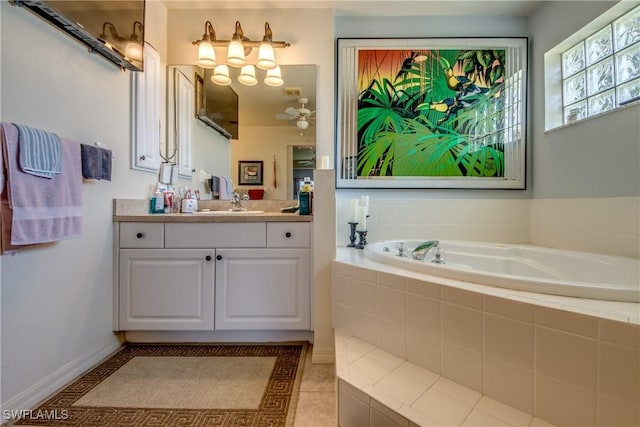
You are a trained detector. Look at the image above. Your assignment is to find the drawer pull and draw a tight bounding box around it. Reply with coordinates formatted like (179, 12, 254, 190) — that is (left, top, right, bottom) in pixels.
(285, 232, 292, 238)
(205, 255, 212, 261)
(136, 233, 144, 239)
(216, 255, 222, 260)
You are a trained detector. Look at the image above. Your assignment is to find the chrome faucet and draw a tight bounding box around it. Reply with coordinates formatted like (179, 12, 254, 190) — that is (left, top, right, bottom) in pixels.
(230, 192, 245, 211)
(411, 240, 440, 261)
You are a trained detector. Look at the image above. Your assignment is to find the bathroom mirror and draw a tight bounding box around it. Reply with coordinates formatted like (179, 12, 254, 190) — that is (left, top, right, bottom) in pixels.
(167, 64, 316, 200)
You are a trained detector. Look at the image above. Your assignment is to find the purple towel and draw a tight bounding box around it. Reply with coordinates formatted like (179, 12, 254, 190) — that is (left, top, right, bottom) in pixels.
(1, 122, 82, 245)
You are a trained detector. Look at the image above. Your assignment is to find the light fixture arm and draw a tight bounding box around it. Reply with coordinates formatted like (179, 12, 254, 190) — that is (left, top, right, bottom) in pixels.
(100, 22, 122, 41)
(191, 20, 290, 49)
(130, 20, 143, 41)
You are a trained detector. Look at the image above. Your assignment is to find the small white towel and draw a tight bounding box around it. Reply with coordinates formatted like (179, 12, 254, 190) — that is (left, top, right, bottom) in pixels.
(14, 123, 62, 179)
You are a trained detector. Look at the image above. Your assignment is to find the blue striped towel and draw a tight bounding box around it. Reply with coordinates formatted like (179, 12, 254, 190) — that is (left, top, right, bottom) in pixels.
(14, 123, 62, 179)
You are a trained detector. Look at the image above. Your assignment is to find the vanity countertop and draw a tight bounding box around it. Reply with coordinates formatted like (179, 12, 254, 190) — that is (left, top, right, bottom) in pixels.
(113, 199, 312, 223)
(113, 212, 312, 223)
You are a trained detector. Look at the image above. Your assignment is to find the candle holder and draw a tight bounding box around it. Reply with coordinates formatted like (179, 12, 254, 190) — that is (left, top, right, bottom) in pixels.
(347, 222, 358, 247)
(355, 230, 368, 249)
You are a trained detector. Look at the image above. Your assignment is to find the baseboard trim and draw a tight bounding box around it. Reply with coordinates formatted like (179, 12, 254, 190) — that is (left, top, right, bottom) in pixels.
(124, 330, 315, 343)
(1, 334, 123, 414)
(311, 344, 336, 363)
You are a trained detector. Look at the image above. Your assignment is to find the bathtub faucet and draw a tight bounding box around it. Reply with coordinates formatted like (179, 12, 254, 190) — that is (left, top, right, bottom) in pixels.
(412, 240, 440, 261)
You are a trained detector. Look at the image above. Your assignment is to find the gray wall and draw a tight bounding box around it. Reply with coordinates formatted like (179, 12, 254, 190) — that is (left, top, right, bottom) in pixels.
(529, 1, 640, 198)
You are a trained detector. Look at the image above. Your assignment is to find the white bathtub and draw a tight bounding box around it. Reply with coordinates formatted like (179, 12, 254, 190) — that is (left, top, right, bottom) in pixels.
(364, 240, 640, 302)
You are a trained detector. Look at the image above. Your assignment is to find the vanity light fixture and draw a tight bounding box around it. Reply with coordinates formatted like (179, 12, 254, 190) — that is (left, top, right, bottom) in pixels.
(99, 21, 144, 64)
(192, 20, 289, 86)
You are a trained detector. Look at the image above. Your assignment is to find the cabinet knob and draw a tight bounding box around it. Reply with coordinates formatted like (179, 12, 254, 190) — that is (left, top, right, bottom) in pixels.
(139, 155, 146, 161)
(285, 232, 292, 238)
(136, 232, 144, 239)
(216, 255, 222, 260)
(205, 255, 212, 261)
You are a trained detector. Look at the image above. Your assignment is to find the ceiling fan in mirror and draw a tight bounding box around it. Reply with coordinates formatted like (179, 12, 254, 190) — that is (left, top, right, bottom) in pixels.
(276, 97, 316, 132)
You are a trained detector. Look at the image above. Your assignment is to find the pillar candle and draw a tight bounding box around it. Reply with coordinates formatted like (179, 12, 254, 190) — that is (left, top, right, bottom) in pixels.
(320, 155, 331, 169)
(349, 199, 359, 223)
(356, 206, 367, 231)
(359, 195, 370, 216)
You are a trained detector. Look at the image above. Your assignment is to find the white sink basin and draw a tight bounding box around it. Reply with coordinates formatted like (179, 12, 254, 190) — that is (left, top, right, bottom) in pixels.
(192, 209, 265, 215)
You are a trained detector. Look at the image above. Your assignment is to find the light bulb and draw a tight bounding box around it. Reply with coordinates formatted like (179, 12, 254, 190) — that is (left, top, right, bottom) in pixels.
(197, 41, 217, 68)
(125, 41, 143, 63)
(227, 39, 246, 67)
(238, 65, 257, 86)
(257, 43, 276, 70)
(211, 64, 231, 85)
(264, 65, 283, 87)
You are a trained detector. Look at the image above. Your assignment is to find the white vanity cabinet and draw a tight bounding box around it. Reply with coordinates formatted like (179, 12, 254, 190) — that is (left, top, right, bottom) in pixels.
(115, 220, 311, 332)
(117, 222, 215, 330)
(215, 246, 310, 330)
(119, 249, 215, 330)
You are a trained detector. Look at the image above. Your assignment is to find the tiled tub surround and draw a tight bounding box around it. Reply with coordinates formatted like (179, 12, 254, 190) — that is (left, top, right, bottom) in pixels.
(332, 250, 640, 427)
(336, 196, 640, 258)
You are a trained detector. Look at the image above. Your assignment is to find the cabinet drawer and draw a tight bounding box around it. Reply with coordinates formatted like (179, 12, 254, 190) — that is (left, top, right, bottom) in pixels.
(267, 222, 310, 248)
(120, 222, 164, 248)
(165, 222, 266, 248)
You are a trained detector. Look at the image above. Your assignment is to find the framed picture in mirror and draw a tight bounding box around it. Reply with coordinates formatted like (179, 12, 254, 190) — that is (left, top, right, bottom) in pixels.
(195, 72, 205, 117)
(238, 161, 263, 185)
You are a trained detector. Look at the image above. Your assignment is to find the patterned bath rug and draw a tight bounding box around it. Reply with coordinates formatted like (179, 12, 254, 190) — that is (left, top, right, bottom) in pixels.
(11, 342, 307, 427)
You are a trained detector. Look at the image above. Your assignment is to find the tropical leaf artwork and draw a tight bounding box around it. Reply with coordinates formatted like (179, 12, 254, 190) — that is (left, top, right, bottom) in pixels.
(356, 48, 507, 178)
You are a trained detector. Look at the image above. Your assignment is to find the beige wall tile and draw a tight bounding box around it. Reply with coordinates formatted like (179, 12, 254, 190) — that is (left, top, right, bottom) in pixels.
(475, 396, 532, 427)
(442, 287, 483, 310)
(332, 261, 352, 277)
(535, 374, 597, 427)
(432, 377, 482, 407)
(377, 319, 406, 359)
(411, 388, 474, 427)
(597, 394, 640, 427)
(462, 408, 511, 427)
(378, 272, 406, 290)
(349, 309, 378, 346)
(483, 356, 534, 415)
(353, 266, 378, 283)
(350, 279, 377, 315)
(406, 329, 441, 374)
(484, 314, 534, 369)
(536, 306, 598, 338)
(599, 319, 640, 349)
(406, 278, 441, 300)
(484, 295, 534, 323)
(443, 303, 482, 351)
(598, 342, 640, 405)
(442, 342, 482, 393)
(378, 286, 406, 325)
(331, 273, 351, 305)
(536, 327, 598, 391)
(406, 295, 440, 336)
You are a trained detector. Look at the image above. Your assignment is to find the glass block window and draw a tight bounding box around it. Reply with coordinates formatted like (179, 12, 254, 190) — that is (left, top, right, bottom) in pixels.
(562, 5, 640, 124)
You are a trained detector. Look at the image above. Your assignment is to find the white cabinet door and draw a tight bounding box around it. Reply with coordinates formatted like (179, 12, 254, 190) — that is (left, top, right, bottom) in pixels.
(174, 68, 194, 178)
(132, 43, 162, 172)
(119, 249, 214, 330)
(215, 248, 310, 330)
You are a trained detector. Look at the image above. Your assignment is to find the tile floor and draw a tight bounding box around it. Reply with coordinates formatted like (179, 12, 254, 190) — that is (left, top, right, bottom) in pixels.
(293, 346, 338, 426)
